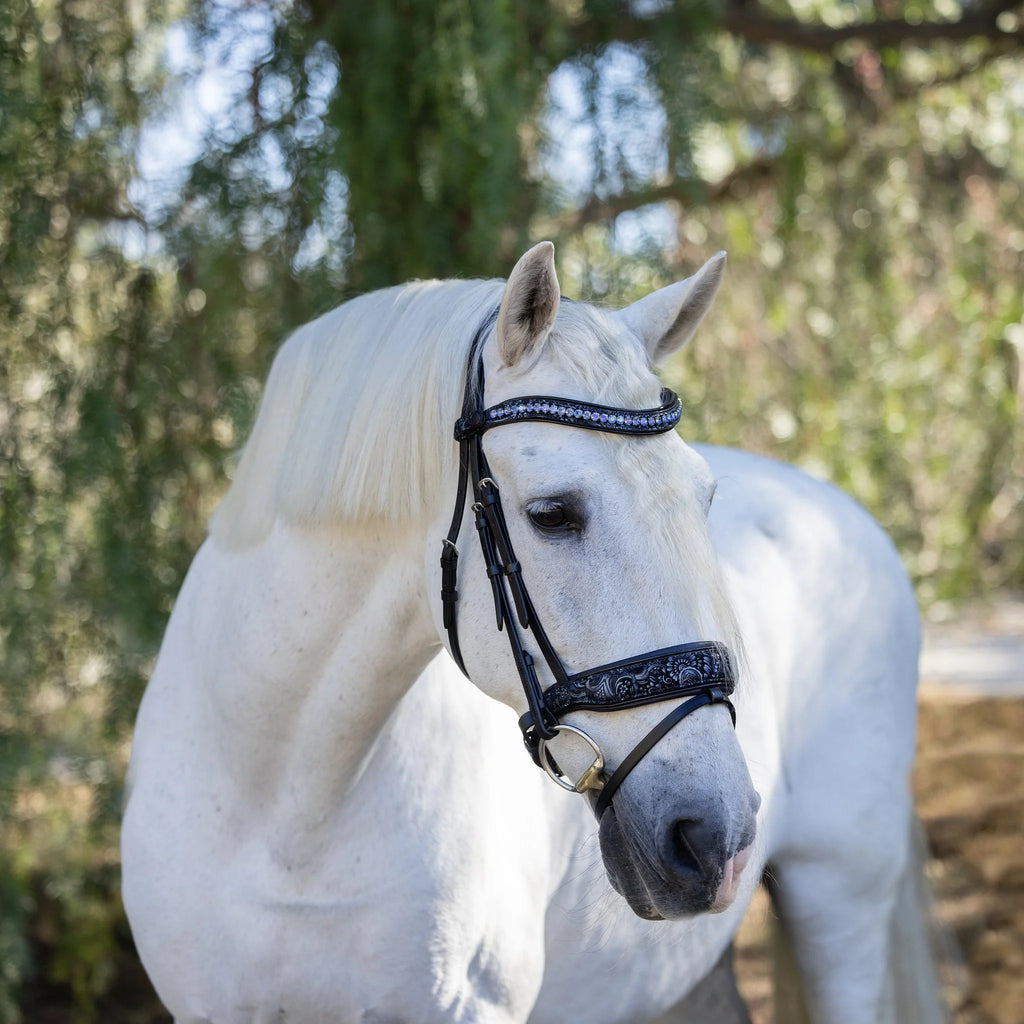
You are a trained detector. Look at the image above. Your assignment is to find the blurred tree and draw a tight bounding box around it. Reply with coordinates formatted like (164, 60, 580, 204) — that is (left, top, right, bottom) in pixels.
(171, 0, 1020, 598)
(317, 0, 552, 287)
(536, 0, 1023, 601)
(1, 0, 1022, 1017)
(0, 0, 206, 1017)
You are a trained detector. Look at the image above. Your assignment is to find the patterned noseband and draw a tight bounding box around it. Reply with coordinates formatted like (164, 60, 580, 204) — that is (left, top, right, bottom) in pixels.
(440, 311, 737, 816)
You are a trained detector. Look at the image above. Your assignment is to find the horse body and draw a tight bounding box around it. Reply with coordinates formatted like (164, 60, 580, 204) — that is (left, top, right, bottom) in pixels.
(699, 447, 923, 1021)
(122, 244, 936, 1023)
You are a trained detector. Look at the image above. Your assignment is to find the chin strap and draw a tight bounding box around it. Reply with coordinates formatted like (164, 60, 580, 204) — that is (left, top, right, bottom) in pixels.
(593, 689, 734, 819)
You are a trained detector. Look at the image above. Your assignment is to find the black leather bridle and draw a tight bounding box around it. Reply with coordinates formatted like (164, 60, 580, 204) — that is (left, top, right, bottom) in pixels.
(440, 311, 737, 818)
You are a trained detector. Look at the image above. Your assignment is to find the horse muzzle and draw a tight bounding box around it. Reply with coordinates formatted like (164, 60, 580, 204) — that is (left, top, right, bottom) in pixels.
(596, 748, 760, 920)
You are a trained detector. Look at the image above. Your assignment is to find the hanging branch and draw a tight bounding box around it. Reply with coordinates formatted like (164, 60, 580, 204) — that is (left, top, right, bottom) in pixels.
(552, 1, 1022, 237)
(549, 156, 779, 236)
(720, 0, 1023, 52)
(565, 0, 1023, 54)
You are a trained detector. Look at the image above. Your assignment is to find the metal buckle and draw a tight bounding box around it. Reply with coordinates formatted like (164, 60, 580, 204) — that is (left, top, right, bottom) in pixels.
(537, 724, 606, 793)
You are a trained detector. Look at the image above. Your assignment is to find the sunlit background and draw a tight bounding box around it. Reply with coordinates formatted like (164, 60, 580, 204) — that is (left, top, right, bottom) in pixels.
(1, 0, 1021, 1019)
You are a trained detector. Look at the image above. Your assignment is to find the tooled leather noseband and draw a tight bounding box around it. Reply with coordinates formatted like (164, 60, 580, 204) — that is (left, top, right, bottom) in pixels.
(440, 311, 736, 818)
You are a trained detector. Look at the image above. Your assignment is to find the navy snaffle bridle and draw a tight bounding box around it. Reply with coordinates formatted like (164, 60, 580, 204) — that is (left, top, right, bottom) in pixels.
(440, 312, 737, 818)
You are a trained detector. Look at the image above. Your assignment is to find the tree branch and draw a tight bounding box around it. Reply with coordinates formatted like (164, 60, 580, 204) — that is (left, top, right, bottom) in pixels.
(563, 1, 1023, 57)
(891, 46, 1015, 97)
(721, 0, 1023, 52)
(553, 183, 691, 236)
(550, 156, 778, 236)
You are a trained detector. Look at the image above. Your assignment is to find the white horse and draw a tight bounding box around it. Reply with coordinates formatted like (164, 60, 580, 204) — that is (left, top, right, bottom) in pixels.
(122, 242, 944, 1023)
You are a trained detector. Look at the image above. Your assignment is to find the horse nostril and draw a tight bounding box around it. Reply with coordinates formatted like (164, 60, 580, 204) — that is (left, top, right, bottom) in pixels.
(670, 819, 704, 877)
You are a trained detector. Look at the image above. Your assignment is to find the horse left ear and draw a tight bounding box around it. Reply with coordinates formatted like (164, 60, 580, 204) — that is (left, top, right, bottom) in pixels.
(615, 252, 727, 366)
(497, 241, 560, 367)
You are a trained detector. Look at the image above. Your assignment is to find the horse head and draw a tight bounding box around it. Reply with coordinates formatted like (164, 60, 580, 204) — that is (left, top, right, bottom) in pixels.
(432, 243, 760, 920)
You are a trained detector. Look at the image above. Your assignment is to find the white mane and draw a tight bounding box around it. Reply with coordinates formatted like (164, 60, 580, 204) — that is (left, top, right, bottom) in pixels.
(211, 278, 505, 547)
(211, 282, 658, 549)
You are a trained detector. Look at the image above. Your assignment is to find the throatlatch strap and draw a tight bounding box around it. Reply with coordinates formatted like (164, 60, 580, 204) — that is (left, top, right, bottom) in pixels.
(440, 443, 471, 675)
(440, 309, 500, 677)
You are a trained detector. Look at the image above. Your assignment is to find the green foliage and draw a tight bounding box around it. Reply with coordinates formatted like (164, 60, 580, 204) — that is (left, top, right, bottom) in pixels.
(327, 0, 556, 287)
(0, 0, 191, 1014)
(552, 7, 1024, 604)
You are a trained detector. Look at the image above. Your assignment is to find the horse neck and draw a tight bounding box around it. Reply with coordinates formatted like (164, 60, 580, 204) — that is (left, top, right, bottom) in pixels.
(186, 519, 439, 824)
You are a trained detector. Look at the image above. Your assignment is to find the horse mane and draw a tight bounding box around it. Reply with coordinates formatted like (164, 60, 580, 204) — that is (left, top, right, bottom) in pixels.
(211, 278, 505, 548)
(211, 280, 661, 548)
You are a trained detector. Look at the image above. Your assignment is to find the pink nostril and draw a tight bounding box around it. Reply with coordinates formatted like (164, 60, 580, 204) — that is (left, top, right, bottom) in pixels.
(733, 843, 753, 877)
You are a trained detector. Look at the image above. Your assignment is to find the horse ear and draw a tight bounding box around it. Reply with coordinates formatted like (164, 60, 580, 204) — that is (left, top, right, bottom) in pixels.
(496, 241, 560, 367)
(615, 252, 727, 366)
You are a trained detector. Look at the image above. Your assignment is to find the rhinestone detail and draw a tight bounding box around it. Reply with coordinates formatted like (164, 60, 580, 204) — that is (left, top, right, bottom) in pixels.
(456, 388, 682, 440)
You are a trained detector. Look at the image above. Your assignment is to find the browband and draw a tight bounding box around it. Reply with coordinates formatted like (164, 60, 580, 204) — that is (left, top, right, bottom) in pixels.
(455, 388, 682, 441)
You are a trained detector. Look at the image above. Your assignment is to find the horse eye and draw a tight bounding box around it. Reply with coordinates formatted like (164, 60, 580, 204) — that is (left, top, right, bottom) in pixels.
(527, 500, 574, 532)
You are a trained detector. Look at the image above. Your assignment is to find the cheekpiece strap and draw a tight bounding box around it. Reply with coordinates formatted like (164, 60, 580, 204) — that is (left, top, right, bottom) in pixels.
(540, 641, 735, 718)
(455, 388, 682, 442)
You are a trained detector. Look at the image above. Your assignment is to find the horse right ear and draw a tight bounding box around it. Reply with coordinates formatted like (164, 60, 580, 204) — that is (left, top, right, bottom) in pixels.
(615, 252, 727, 366)
(496, 241, 561, 368)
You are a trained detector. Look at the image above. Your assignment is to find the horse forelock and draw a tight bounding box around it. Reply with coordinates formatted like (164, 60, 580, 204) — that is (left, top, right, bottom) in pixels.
(538, 301, 655, 407)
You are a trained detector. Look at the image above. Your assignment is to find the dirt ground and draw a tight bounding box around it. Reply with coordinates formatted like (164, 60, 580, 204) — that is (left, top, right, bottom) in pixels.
(914, 696, 1024, 1023)
(735, 694, 1024, 1024)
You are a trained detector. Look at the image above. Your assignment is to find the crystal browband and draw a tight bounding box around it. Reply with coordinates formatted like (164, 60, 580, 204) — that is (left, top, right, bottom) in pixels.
(538, 641, 735, 718)
(455, 387, 682, 441)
